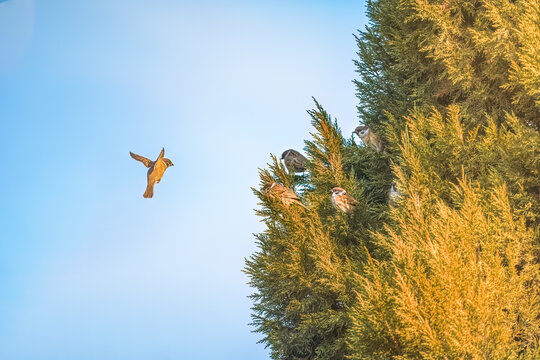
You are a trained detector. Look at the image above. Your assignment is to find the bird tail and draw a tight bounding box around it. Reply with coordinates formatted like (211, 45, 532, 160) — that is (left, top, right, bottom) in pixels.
(143, 184, 154, 198)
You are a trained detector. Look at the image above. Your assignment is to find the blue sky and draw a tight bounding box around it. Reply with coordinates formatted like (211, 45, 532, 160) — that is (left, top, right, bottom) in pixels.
(0, 1, 367, 359)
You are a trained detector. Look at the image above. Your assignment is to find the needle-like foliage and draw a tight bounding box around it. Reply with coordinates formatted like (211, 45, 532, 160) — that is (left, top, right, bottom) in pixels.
(247, 1, 540, 358)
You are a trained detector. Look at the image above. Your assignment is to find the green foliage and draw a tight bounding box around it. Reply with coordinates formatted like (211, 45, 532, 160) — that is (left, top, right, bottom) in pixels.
(355, 0, 540, 129)
(245, 102, 389, 360)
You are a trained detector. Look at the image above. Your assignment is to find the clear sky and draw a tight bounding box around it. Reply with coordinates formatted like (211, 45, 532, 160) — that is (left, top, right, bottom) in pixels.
(0, 1, 367, 359)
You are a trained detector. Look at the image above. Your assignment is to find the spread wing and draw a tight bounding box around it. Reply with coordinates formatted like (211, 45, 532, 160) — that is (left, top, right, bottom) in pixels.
(156, 147, 165, 161)
(130, 152, 153, 168)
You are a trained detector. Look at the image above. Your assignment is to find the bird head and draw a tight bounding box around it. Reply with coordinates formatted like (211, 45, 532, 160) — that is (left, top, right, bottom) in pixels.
(262, 182, 276, 193)
(281, 149, 295, 160)
(331, 187, 347, 196)
(354, 125, 370, 138)
(163, 159, 174, 167)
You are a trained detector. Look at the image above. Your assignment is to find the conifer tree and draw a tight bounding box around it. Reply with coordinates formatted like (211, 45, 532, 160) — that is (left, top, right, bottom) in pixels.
(348, 0, 540, 357)
(245, 102, 391, 360)
(247, 0, 540, 358)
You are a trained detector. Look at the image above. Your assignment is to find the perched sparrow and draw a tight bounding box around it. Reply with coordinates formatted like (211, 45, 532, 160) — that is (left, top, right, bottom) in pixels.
(262, 182, 307, 209)
(130, 147, 174, 198)
(331, 187, 359, 213)
(281, 149, 307, 173)
(354, 125, 384, 153)
(388, 182, 399, 206)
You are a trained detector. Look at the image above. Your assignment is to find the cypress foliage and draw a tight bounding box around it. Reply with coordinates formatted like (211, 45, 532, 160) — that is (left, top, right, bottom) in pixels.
(349, 108, 540, 358)
(247, 0, 540, 358)
(246, 102, 379, 360)
(348, 0, 540, 357)
(355, 0, 540, 129)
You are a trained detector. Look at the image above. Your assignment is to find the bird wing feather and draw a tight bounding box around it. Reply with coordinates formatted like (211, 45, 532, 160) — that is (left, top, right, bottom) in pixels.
(292, 157, 306, 170)
(130, 152, 153, 168)
(156, 147, 165, 161)
(347, 194, 360, 205)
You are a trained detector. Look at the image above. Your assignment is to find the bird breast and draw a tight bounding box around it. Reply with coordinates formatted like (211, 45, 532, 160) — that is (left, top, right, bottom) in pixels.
(149, 160, 166, 180)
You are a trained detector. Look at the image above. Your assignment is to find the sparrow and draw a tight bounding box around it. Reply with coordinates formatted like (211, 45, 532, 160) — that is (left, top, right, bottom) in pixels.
(130, 147, 174, 198)
(281, 149, 307, 173)
(262, 182, 307, 209)
(331, 187, 359, 213)
(353, 125, 384, 153)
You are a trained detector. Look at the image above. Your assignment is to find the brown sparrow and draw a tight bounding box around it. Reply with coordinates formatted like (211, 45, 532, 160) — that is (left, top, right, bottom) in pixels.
(262, 182, 307, 209)
(281, 149, 307, 173)
(354, 125, 384, 153)
(331, 187, 359, 213)
(130, 147, 174, 198)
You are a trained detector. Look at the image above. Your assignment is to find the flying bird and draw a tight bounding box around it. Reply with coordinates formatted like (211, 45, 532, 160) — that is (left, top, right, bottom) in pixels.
(130, 148, 174, 198)
(354, 125, 384, 153)
(262, 182, 307, 209)
(281, 149, 307, 173)
(331, 187, 359, 213)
